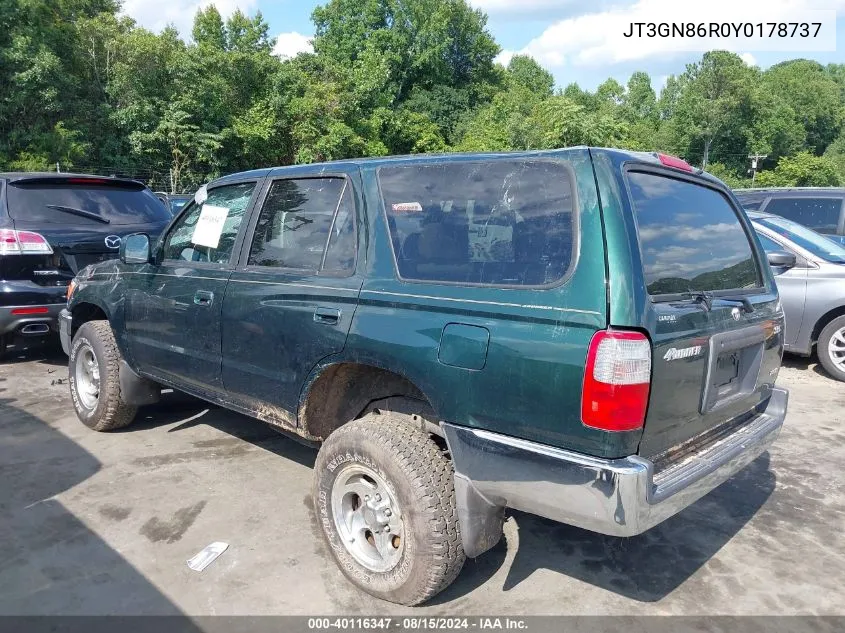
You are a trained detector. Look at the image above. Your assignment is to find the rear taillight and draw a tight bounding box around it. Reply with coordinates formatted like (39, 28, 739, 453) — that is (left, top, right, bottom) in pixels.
(581, 330, 652, 432)
(0, 229, 53, 255)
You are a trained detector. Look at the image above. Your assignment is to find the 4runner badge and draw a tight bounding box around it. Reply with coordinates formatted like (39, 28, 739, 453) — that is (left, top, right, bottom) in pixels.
(663, 346, 703, 361)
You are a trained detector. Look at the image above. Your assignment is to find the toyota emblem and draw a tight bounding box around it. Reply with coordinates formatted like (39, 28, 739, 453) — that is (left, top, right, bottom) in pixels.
(731, 307, 742, 321)
(105, 235, 122, 249)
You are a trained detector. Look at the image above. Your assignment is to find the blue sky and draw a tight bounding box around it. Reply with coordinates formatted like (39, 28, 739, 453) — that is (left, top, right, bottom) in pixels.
(122, 0, 844, 93)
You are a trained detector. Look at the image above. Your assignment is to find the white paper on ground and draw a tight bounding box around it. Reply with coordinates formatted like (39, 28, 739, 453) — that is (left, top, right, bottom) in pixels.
(191, 204, 229, 248)
(187, 541, 229, 572)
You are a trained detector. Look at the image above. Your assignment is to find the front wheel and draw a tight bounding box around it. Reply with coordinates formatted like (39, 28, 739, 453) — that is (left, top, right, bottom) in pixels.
(313, 412, 465, 605)
(817, 315, 845, 382)
(69, 320, 138, 431)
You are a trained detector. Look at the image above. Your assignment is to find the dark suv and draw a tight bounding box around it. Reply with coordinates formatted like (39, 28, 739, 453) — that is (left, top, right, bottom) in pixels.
(61, 149, 788, 605)
(734, 187, 845, 244)
(0, 173, 171, 353)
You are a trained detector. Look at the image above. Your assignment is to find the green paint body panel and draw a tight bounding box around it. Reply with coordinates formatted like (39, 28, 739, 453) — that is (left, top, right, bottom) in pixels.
(67, 147, 784, 461)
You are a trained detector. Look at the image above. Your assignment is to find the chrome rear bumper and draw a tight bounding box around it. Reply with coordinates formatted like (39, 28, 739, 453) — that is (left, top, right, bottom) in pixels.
(442, 387, 787, 557)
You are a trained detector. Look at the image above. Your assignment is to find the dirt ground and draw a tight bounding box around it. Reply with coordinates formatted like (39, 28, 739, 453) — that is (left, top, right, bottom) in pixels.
(1, 342, 843, 616)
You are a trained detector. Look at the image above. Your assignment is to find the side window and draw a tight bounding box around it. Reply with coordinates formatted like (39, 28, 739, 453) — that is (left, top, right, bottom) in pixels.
(248, 177, 356, 274)
(378, 160, 575, 286)
(764, 197, 842, 234)
(162, 182, 256, 264)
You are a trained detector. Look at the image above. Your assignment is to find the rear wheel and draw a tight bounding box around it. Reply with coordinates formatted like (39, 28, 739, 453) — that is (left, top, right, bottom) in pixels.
(313, 411, 465, 605)
(69, 320, 137, 430)
(817, 316, 845, 382)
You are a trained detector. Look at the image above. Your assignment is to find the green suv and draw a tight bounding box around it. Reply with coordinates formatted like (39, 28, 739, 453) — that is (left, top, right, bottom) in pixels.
(60, 148, 788, 605)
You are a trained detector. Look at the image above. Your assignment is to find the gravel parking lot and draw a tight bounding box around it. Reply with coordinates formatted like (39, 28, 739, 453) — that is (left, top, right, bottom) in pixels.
(1, 343, 844, 616)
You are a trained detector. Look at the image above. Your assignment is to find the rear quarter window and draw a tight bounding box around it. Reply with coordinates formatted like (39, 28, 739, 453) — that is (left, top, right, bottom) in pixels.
(378, 159, 575, 286)
(628, 171, 761, 296)
(8, 182, 171, 226)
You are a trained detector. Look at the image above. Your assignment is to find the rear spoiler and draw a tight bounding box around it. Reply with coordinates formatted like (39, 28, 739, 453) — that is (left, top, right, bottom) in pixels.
(8, 175, 146, 190)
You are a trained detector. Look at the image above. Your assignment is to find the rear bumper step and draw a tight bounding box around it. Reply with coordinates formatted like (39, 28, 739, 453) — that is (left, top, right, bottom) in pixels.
(442, 387, 787, 556)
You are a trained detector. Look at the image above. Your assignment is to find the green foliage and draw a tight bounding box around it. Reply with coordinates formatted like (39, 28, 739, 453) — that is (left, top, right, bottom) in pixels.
(823, 132, 845, 183)
(705, 162, 750, 189)
(507, 55, 553, 96)
(755, 152, 841, 187)
(762, 60, 844, 154)
(1, 0, 844, 194)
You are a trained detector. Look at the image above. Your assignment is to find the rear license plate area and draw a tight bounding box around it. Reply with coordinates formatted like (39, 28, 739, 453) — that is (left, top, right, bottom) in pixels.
(713, 352, 741, 398)
(701, 326, 766, 414)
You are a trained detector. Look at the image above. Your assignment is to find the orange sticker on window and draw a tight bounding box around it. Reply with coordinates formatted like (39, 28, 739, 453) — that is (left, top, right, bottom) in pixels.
(392, 202, 423, 213)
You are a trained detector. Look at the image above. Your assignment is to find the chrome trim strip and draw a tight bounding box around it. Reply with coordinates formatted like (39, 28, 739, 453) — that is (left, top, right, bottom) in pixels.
(362, 289, 602, 316)
(99, 272, 357, 293)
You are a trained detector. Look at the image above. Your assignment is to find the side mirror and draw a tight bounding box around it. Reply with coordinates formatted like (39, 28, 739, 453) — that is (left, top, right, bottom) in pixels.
(767, 250, 796, 269)
(121, 233, 151, 264)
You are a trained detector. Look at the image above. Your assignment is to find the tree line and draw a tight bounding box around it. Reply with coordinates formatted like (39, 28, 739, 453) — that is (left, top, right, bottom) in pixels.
(2, 0, 844, 192)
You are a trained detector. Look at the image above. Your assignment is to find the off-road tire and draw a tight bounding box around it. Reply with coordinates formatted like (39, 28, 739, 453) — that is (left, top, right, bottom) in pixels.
(313, 411, 465, 605)
(817, 315, 845, 382)
(69, 320, 138, 431)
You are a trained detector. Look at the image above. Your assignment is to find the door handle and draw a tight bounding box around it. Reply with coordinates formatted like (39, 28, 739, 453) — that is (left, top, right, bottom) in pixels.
(314, 307, 341, 325)
(193, 290, 214, 307)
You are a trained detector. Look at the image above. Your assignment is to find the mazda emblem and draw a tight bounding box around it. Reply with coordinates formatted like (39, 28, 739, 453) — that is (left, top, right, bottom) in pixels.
(105, 235, 122, 249)
(731, 307, 742, 321)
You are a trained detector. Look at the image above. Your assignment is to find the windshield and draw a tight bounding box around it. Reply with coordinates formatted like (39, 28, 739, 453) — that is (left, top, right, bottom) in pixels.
(754, 216, 845, 264)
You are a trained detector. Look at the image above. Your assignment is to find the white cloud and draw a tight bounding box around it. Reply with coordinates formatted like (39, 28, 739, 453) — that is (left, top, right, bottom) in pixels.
(273, 32, 313, 59)
(740, 52, 757, 66)
(512, 0, 840, 68)
(469, 0, 576, 12)
(122, 0, 257, 37)
(494, 49, 516, 67)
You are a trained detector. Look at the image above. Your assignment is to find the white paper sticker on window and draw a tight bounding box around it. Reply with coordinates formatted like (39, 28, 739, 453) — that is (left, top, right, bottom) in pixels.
(191, 204, 229, 248)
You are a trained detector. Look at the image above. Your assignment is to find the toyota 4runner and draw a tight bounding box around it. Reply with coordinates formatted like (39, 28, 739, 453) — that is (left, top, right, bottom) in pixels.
(60, 148, 788, 605)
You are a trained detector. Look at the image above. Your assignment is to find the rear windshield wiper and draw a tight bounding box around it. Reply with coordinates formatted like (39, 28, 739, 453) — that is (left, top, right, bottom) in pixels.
(680, 291, 754, 314)
(717, 295, 755, 314)
(45, 204, 110, 224)
(680, 290, 714, 311)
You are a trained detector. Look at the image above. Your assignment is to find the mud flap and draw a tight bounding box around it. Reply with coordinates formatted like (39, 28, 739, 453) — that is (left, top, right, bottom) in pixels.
(453, 473, 505, 558)
(119, 360, 160, 406)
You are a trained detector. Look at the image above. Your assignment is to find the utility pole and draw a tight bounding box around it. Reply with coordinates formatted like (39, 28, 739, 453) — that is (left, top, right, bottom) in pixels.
(748, 153, 767, 186)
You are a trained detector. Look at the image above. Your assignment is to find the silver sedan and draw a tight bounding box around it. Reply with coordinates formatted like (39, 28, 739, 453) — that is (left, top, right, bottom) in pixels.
(751, 211, 845, 381)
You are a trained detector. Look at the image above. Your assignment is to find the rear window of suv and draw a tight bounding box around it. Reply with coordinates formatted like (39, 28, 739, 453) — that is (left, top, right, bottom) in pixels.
(629, 171, 761, 296)
(7, 180, 170, 225)
(378, 160, 575, 286)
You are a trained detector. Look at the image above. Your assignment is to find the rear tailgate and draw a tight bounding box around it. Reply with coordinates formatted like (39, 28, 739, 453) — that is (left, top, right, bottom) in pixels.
(624, 167, 783, 460)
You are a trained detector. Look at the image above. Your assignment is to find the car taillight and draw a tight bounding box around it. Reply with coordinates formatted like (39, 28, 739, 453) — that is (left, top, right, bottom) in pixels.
(0, 229, 53, 255)
(581, 330, 652, 432)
